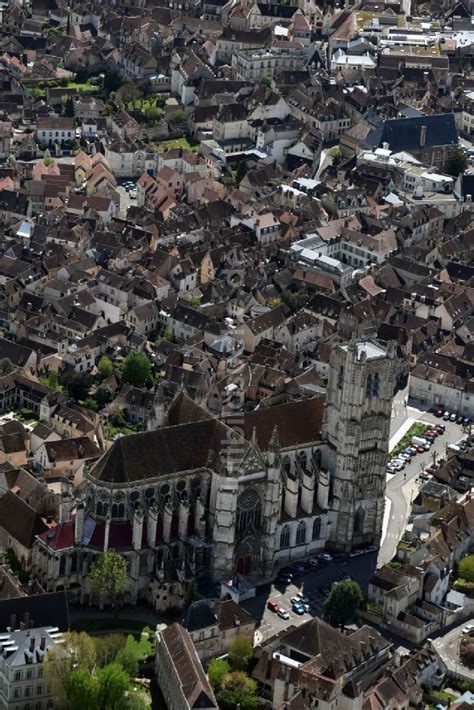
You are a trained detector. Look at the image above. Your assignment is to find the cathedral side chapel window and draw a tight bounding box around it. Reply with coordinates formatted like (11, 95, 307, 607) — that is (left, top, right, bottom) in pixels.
(312, 517, 321, 540)
(280, 525, 290, 549)
(296, 520, 306, 546)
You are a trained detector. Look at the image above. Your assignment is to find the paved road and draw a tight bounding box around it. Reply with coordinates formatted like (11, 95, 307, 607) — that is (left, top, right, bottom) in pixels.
(241, 553, 378, 641)
(432, 619, 474, 680)
(380, 403, 466, 566)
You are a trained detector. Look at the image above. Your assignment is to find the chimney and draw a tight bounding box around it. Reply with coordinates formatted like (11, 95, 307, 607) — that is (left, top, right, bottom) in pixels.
(40, 635, 46, 651)
(419, 125, 427, 147)
(29, 636, 35, 653)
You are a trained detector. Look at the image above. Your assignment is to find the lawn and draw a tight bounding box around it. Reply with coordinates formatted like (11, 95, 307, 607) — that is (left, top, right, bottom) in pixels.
(389, 421, 431, 458)
(153, 136, 200, 153)
(66, 80, 97, 92)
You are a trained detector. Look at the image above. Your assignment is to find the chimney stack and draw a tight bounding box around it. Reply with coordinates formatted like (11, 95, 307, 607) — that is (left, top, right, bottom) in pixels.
(29, 636, 35, 653)
(40, 635, 46, 651)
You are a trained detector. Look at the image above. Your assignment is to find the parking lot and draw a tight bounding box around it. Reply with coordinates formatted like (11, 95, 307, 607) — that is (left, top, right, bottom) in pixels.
(241, 551, 378, 641)
(386, 414, 469, 484)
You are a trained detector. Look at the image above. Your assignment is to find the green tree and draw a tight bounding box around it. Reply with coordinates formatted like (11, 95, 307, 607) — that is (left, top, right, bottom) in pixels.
(94, 634, 126, 669)
(235, 159, 248, 184)
(259, 75, 272, 87)
(145, 103, 160, 124)
(208, 657, 230, 690)
(48, 369, 59, 389)
(65, 668, 100, 710)
(75, 67, 89, 83)
(103, 69, 122, 95)
(45, 631, 97, 708)
(84, 397, 98, 412)
(228, 635, 253, 671)
(217, 671, 259, 710)
(96, 384, 115, 408)
(459, 555, 474, 583)
(98, 355, 114, 378)
(329, 146, 343, 166)
(324, 580, 364, 628)
(447, 149, 468, 176)
(43, 148, 54, 167)
(122, 351, 152, 387)
(115, 646, 139, 678)
(184, 580, 202, 609)
(90, 550, 128, 617)
(168, 109, 186, 125)
(60, 370, 93, 401)
(63, 96, 75, 117)
(96, 663, 130, 710)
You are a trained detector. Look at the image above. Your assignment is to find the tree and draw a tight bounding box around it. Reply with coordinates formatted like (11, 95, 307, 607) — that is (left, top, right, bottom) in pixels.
(43, 148, 54, 167)
(65, 668, 100, 710)
(96, 663, 130, 710)
(184, 580, 202, 609)
(168, 109, 186, 125)
(208, 658, 230, 690)
(459, 555, 474, 583)
(115, 646, 139, 678)
(145, 103, 160, 124)
(60, 370, 93, 401)
(217, 671, 259, 710)
(324, 580, 364, 628)
(63, 96, 75, 117)
(96, 384, 115, 408)
(329, 146, 343, 167)
(84, 397, 98, 412)
(235, 159, 248, 184)
(75, 67, 89, 83)
(228, 635, 253, 671)
(90, 550, 128, 617)
(447, 149, 469, 177)
(103, 69, 122, 95)
(94, 634, 126, 669)
(460, 640, 474, 669)
(122, 351, 152, 387)
(98, 355, 114, 378)
(259, 75, 272, 87)
(45, 631, 96, 708)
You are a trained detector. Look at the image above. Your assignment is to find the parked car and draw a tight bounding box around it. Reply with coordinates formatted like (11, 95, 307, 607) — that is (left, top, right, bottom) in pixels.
(448, 443, 461, 452)
(463, 417, 471, 426)
(308, 558, 319, 568)
(365, 545, 378, 553)
(414, 445, 425, 454)
(456, 415, 464, 425)
(338, 573, 352, 581)
(319, 586, 331, 597)
(318, 553, 333, 562)
(289, 563, 305, 574)
(267, 600, 279, 613)
(443, 411, 451, 420)
(291, 602, 305, 615)
(462, 624, 474, 635)
(450, 413, 457, 422)
(297, 592, 310, 605)
(435, 424, 445, 434)
(435, 409, 444, 418)
(349, 549, 364, 557)
(278, 608, 290, 620)
(276, 573, 293, 585)
(426, 429, 439, 437)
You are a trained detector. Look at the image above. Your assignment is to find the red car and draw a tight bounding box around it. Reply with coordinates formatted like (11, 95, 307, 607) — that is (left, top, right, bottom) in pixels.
(435, 424, 445, 434)
(414, 445, 425, 453)
(426, 429, 439, 437)
(435, 409, 444, 418)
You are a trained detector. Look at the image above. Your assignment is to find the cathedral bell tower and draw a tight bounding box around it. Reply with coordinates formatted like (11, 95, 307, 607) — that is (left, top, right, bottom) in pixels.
(322, 339, 396, 552)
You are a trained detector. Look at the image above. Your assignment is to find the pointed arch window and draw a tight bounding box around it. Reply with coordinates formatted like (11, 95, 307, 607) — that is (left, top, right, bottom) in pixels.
(296, 520, 306, 546)
(312, 517, 321, 540)
(280, 525, 290, 549)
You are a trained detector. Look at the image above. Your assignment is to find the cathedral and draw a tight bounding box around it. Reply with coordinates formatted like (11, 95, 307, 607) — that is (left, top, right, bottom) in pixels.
(32, 338, 396, 611)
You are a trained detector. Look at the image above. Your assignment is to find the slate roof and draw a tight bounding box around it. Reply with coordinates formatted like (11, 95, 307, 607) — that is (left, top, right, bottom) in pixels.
(91, 418, 234, 484)
(0, 491, 48, 547)
(0, 591, 69, 631)
(376, 114, 458, 153)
